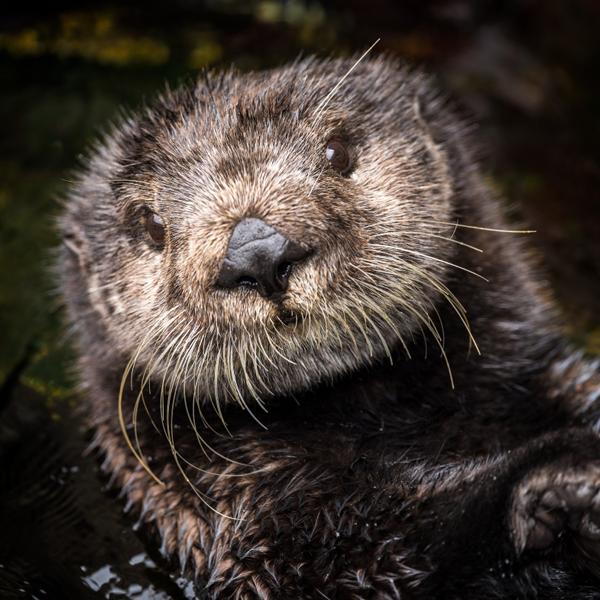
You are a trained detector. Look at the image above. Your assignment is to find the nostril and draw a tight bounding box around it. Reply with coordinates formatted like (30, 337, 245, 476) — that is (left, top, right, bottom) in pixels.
(277, 262, 292, 281)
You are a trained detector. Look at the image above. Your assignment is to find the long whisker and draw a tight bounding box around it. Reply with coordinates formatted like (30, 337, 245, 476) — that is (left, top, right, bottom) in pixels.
(118, 360, 165, 487)
(419, 220, 536, 234)
(400, 231, 484, 253)
(314, 39, 380, 117)
(117, 308, 182, 486)
(370, 242, 489, 282)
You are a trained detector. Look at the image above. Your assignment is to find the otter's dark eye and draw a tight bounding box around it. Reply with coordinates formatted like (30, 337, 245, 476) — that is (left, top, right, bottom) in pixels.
(144, 211, 165, 247)
(325, 138, 352, 175)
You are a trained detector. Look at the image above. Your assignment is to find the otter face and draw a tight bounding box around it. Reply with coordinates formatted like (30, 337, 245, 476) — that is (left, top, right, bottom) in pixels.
(60, 57, 459, 408)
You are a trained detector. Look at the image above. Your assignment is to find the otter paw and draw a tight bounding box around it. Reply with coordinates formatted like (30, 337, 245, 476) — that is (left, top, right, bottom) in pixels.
(511, 463, 600, 555)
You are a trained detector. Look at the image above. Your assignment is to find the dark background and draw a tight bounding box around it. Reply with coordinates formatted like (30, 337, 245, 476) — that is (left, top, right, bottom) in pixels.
(0, 2, 599, 598)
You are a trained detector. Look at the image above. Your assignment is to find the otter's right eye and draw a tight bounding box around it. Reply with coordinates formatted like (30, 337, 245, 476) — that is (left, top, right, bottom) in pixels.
(144, 211, 166, 248)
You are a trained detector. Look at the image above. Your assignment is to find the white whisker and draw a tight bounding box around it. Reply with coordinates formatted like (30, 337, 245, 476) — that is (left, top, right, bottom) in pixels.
(315, 39, 380, 117)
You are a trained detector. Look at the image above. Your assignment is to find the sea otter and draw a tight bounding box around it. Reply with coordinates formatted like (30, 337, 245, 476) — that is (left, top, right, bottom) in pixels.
(57, 55, 600, 599)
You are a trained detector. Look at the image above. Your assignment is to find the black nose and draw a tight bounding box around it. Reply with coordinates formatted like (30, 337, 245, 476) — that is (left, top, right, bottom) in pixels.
(216, 218, 310, 299)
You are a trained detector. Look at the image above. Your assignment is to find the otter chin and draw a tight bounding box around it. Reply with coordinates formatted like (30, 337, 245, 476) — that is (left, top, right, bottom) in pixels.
(58, 55, 600, 599)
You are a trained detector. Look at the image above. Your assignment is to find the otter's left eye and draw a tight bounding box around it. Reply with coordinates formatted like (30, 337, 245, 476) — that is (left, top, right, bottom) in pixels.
(325, 138, 352, 175)
(144, 211, 166, 248)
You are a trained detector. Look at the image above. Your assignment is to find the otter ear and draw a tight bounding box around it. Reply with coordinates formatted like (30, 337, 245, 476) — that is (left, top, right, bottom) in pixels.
(62, 231, 83, 258)
(412, 94, 439, 140)
(60, 218, 114, 319)
(412, 92, 451, 167)
(60, 218, 90, 274)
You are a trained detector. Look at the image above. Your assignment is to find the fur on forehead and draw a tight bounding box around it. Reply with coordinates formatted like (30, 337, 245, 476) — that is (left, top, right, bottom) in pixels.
(110, 55, 427, 185)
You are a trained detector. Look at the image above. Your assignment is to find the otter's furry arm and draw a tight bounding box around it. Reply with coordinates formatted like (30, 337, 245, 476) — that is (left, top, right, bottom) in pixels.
(91, 376, 600, 600)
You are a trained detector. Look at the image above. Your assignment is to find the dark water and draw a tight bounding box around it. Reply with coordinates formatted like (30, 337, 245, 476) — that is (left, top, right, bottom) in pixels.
(1, 1, 599, 597)
(0, 385, 202, 599)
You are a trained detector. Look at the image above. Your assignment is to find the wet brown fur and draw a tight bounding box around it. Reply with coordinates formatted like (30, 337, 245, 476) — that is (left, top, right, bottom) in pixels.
(57, 57, 600, 598)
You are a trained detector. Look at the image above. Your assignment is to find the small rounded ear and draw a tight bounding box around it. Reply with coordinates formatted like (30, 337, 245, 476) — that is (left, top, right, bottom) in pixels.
(411, 93, 453, 203)
(62, 232, 82, 258)
(60, 218, 113, 319)
(412, 94, 443, 147)
(60, 219, 90, 275)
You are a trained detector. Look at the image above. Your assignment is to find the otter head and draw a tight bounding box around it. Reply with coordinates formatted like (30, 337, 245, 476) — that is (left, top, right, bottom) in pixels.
(60, 56, 460, 410)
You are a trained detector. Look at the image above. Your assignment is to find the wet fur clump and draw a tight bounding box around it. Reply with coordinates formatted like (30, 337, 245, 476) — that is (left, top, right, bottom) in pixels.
(57, 56, 600, 599)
